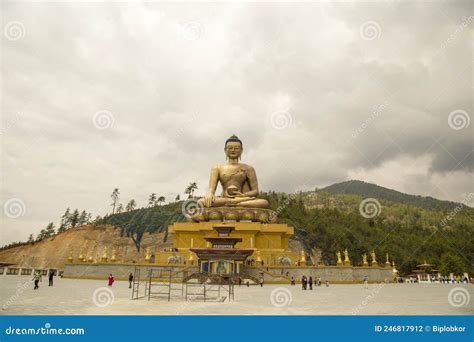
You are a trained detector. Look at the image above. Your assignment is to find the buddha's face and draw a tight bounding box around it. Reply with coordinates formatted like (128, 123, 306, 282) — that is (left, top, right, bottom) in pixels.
(225, 141, 242, 160)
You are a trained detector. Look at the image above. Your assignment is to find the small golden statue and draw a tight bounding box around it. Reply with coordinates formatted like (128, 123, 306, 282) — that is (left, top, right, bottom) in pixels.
(101, 247, 108, 263)
(110, 248, 117, 262)
(87, 255, 93, 263)
(362, 253, 368, 266)
(299, 250, 307, 266)
(385, 253, 391, 267)
(145, 247, 151, 263)
(300, 250, 305, 262)
(78, 248, 85, 263)
(188, 251, 194, 264)
(371, 250, 377, 267)
(67, 251, 73, 263)
(344, 249, 351, 266)
(200, 135, 268, 209)
(336, 251, 343, 266)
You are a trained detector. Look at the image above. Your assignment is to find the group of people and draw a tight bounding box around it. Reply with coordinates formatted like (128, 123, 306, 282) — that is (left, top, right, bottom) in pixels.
(399, 275, 471, 284)
(32, 270, 56, 290)
(107, 273, 135, 288)
(299, 275, 327, 289)
(431, 275, 470, 283)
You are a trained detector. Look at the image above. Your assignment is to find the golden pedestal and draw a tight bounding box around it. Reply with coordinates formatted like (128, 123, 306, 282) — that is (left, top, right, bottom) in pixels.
(156, 220, 297, 266)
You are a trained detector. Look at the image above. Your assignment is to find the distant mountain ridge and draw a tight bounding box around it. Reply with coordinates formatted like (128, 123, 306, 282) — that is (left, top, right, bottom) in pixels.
(320, 180, 469, 211)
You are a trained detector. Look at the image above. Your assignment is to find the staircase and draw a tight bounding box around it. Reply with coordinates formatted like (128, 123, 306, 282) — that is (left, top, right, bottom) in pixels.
(254, 267, 292, 283)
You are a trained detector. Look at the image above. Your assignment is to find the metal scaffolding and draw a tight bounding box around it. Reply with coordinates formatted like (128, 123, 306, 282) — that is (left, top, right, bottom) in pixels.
(131, 266, 235, 302)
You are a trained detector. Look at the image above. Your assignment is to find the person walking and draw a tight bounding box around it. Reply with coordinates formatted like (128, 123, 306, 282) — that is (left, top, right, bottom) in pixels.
(238, 277, 242, 287)
(48, 270, 55, 286)
(309, 276, 313, 290)
(108, 274, 114, 286)
(32, 271, 42, 290)
(259, 277, 264, 287)
(128, 273, 133, 289)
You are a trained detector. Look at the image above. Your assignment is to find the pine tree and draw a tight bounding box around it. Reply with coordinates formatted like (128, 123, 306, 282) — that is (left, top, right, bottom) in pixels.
(116, 203, 124, 213)
(36, 229, 47, 241)
(148, 193, 157, 207)
(27, 234, 34, 243)
(70, 209, 80, 228)
(60, 208, 71, 231)
(175, 194, 180, 202)
(45, 222, 55, 237)
(78, 210, 88, 226)
(126, 199, 136, 212)
(157, 196, 165, 206)
(185, 182, 198, 198)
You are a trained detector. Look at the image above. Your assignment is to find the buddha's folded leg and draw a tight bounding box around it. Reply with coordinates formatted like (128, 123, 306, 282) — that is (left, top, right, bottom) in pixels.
(237, 199, 269, 208)
(198, 197, 231, 208)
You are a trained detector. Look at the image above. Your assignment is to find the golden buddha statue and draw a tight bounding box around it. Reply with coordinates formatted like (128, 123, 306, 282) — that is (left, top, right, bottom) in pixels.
(371, 250, 377, 267)
(78, 248, 85, 262)
(200, 135, 268, 209)
(145, 247, 151, 263)
(362, 253, 368, 266)
(336, 251, 343, 266)
(385, 253, 391, 267)
(343, 248, 350, 266)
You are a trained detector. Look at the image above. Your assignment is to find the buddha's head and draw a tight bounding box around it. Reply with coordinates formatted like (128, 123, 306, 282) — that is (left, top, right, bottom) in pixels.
(225, 134, 243, 160)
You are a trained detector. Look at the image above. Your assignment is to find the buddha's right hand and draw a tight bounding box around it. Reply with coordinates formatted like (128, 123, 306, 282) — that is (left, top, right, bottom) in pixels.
(203, 193, 215, 208)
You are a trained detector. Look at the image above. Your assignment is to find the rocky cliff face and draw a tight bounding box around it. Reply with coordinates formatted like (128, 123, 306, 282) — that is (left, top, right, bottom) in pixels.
(0, 224, 172, 269)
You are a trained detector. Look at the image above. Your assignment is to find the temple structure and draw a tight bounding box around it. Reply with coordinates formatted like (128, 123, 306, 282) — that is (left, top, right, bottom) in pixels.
(159, 219, 298, 270)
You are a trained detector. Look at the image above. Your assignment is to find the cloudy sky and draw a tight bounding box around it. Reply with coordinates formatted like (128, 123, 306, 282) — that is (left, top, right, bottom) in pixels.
(1, 1, 472, 244)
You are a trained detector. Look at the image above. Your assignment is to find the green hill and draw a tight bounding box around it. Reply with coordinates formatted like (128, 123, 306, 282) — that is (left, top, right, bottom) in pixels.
(261, 189, 473, 276)
(320, 180, 470, 211)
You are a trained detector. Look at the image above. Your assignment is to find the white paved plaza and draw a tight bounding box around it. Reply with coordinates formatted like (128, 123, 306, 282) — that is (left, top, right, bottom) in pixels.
(0, 277, 472, 315)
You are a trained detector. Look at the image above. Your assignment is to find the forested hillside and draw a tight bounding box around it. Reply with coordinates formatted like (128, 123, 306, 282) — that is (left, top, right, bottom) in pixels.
(2, 181, 472, 276)
(263, 190, 473, 275)
(95, 188, 473, 276)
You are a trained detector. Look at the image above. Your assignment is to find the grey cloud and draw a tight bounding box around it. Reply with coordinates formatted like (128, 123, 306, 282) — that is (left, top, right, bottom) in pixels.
(1, 1, 472, 244)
